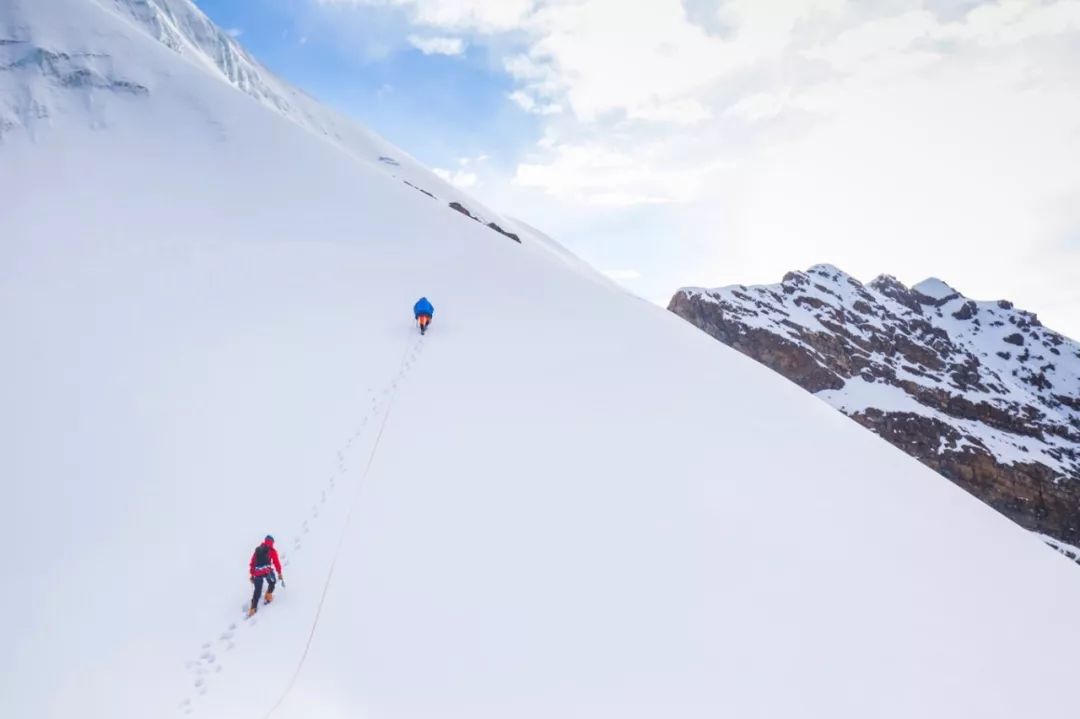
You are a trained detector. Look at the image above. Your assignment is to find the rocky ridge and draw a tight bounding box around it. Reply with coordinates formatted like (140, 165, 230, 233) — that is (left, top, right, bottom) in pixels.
(670, 264, 1080, 547)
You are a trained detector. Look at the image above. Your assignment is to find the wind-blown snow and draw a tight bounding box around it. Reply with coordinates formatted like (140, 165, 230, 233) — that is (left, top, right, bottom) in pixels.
(4, 1, 1080, 718)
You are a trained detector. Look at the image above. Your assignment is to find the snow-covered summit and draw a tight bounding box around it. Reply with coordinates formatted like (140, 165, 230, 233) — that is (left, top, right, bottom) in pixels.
(105, 0, 274, 90)
(6, 2, 1080, 718)
(99, 0, 402, 163)
(805, 262, 850, 278)
(913, 276, 962, 302)
(672, 266, 1080, 547)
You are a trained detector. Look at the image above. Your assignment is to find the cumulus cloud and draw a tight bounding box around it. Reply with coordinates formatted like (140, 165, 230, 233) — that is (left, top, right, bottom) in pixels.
(513, 137, 730, 206)
(723, 91, 789, 122)
(309, 0, 1080, 335)
(317, 0, 537, 33)
(434, 167, 479, 188)
(407, 34, 466, 55)
(508, 90, 562, 115)
(601, 269, 642, 281)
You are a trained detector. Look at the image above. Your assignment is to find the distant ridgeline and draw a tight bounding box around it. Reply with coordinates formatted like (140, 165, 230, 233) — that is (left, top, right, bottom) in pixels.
(671, 264, 1080, 556)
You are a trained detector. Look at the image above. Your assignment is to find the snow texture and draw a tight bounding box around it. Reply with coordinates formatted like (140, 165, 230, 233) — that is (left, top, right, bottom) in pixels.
(4, 2, 1080, 718)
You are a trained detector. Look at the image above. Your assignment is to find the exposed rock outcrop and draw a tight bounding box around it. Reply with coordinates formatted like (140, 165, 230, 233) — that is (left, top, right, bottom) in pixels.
(670, 265, 1080, 546)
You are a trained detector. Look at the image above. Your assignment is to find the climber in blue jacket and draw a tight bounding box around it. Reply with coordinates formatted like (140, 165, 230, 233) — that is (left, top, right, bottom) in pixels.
(414, 297, 434, 334)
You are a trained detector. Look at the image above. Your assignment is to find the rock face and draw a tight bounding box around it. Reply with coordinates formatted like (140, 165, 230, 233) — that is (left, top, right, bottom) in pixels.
(670, 264, 1080, 547)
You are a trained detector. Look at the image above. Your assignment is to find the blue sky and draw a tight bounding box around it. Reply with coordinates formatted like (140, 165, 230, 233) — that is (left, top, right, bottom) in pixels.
(192, 0, 1080, 337)
(195, 0, 536, 174)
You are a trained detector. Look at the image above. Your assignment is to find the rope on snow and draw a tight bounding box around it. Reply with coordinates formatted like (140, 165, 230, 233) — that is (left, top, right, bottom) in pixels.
(263, 335, 420, 718)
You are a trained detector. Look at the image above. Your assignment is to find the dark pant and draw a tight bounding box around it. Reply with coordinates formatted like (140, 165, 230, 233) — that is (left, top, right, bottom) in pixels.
(251, 573, 276, 610)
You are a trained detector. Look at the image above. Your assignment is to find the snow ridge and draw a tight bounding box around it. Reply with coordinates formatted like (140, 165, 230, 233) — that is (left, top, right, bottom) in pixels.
(0, 0, 540, 250)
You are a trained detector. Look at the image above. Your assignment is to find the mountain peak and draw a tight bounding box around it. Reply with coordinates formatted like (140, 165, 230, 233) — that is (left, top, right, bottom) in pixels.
(867, 273, 907, 293)
(671, 266, 1080, 553)
(806, 262, 857, 283)
(913, 277, 963, 303)
(868, 273, 924, 314)
(103, 0, 298, 112)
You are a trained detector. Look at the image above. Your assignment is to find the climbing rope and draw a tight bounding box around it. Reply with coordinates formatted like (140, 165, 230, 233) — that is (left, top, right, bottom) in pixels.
(263, 336, 420, 718)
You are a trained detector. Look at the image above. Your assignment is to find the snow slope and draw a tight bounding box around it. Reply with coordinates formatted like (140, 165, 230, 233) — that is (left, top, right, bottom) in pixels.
(4, 2, 1080, 718)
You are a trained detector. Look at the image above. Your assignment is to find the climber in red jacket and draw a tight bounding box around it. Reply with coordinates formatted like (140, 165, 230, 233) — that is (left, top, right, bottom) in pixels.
(248, 534, 283, 617)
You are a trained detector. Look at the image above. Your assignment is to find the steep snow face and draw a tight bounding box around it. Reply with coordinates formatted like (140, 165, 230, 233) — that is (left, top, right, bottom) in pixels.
(0, 0, 559, 258)
(5, 2, 1080, 719)
(671, 265, 1080, 544)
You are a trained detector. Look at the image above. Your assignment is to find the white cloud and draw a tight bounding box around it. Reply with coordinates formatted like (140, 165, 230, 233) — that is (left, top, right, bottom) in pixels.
(723, 91, 789, 122)
(513, 139, 729, 206)
(317, 0, 537, 32)
(601, 269, 641, 281)
(309, 0, 1080, 336)
(409, 0, 535, 31)
(505, 1, 1078, 331)
(497, 2, 1080, 215)
(628, 98, 711, 125)
(434, 167, 478, 188)
(508, 89, 562, 115)
(407, 34, 466, 55)
(434, 154, 491, 187)
(226, 27, 243, 38)
(507, 89, 537, 111)
(963, 0, 1080, 45)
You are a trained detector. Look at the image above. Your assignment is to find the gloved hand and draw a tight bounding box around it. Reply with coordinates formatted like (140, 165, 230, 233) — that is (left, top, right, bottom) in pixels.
(249, 576, 254, 584)
(278, 574, 286, 587)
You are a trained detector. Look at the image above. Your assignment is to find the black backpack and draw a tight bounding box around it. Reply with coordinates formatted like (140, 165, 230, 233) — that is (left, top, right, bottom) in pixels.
(253, 543, 271, 567)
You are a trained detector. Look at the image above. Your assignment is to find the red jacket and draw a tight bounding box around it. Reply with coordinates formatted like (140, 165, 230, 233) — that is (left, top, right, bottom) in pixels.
(249, 539, 282, 578)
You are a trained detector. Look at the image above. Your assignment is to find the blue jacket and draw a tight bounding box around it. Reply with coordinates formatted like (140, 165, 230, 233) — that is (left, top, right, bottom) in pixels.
(414, 297, 434, 318)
